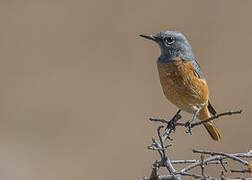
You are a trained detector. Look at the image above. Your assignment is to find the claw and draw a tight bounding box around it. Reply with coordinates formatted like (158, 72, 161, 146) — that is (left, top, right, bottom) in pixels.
(185, 109, 200, 135)
(185, 121, 192, 134)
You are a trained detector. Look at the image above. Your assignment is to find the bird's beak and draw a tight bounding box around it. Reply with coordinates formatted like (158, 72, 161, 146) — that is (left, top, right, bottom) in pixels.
(139, 34, 156, 41)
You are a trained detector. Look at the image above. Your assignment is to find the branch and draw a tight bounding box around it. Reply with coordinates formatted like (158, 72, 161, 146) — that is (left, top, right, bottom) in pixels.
(180, 155, 224, 173)
(193, 149, 251, 166)
(190, 110, 242, 128)
(175, 110, 242, 128)
(139, 109, 250, 180)
(171, 159, 228, 165)
(180, 150, 252, 174)
(176, 172, 205, 179)
(149, 110, 242, 140)
(139, 175, 180, 180)
(230, 169, 251, 173)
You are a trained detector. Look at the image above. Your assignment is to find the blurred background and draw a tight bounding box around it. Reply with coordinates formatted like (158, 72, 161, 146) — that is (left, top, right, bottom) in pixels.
(0, 0, 251, 179)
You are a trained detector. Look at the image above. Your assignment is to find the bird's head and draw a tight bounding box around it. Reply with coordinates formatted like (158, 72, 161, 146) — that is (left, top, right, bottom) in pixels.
(140, 30, 195, 62)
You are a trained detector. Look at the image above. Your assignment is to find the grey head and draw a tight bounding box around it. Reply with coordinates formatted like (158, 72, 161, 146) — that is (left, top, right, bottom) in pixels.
(140, 31, 196, 62)
(140, 30, 204, 78)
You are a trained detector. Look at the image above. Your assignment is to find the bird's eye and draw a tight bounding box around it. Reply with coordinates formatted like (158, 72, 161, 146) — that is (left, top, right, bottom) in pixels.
(164, 36, 175, 45)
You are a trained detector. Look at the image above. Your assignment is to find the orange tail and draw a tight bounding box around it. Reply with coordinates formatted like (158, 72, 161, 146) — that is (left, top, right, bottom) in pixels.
(198, 106, 221, 141)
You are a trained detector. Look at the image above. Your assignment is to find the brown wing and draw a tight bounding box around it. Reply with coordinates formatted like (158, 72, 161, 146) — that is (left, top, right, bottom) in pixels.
(208, 101, 217, 115)
(193, 69, 201, 79)
(193, 67, 216, 116)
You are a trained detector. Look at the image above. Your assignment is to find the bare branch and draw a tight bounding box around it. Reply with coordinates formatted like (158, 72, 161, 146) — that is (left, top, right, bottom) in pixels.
(139, 175, 180, 180)
(232, 150, 252, 158)
(149, 110, 242, 140)
(140, 109, 250, 180)
(176, 172, 204, 179)
(175, 110, 242, 128)
(171, 160, 198, 164)
(220, 159, 228, 172)
(190, 110, 242, 127)
(150, 161, 159, 180)
(193, 149, 250, 166)
(170, 159, 228, 165)
(179, 149, 252, 174)
(180, 155, 223, 173)
(230, 169, 251, 173)
(200, 154, 206, 178)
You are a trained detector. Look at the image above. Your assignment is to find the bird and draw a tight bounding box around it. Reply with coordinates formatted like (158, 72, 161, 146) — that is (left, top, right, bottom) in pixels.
(140, 30, 220, 141)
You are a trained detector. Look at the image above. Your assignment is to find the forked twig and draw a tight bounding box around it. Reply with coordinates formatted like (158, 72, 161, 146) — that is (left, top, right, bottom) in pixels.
(139, 109, 252, 180)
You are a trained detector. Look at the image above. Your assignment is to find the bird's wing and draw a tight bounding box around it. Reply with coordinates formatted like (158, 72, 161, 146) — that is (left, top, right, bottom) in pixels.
(190, 59, 217, 115)
(182, 57, 216, 115)
(191, 59, 205, 79)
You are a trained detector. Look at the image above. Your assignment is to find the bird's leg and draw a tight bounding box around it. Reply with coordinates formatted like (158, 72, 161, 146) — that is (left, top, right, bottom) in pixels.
(164, 109, 182, 139)
(185, 109, 200, 134)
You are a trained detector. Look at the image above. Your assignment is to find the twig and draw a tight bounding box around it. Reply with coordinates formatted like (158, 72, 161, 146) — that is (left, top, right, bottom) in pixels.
(220, 159, 228, 172)
(140, 109, 248, 180)
(230, 169, 251, 173)
(147, 125, 180, 179)
(175, 110, 242, 128)
(171, 160, 198, 164)
(150, 110, 242, 138)
(193, 150, 249, 166)
(139, 175, 181, 180)
(170, 159, 228, 165)
(150, 161, 159, 180)
(190, 110, 242, 128)
(176, 172, 205, 179)
(149, 110, 181, 125)
(180, 150, 252, 174)
(200, 154, 206, 178)
(150, 110, 182, 141)
(180, 155, 222, 173)
(232, 150, 252, 158)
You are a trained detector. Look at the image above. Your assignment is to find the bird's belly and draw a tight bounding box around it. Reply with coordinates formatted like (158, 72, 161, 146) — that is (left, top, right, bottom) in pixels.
(157, 60, 209, 113)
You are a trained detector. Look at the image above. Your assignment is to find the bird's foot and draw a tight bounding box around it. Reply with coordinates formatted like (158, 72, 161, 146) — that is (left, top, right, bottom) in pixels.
(185, 109, 200, 135)
(165, 110, 182, 135)
(185, 121, 193, 134)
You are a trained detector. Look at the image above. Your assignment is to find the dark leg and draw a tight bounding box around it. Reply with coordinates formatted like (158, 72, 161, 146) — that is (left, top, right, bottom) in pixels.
(164, 109, 182, 140)
(149, 109, 182, 140)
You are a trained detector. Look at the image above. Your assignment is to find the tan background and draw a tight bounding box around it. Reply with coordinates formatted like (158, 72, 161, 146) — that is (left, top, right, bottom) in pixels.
(0, 0, 251, 179)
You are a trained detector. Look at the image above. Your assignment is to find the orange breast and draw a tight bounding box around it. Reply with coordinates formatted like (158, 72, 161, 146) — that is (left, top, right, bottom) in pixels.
(157, 58, 209, 113)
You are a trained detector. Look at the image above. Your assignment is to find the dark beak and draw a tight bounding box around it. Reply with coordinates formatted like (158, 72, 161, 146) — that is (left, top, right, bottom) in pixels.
(139, 34, 156, 41)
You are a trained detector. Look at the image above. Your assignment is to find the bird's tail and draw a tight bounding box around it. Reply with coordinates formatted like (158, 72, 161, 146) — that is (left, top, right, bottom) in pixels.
(198, 106, 221, 141)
